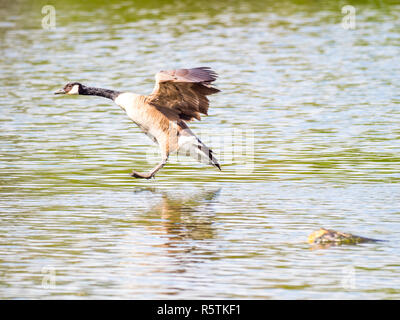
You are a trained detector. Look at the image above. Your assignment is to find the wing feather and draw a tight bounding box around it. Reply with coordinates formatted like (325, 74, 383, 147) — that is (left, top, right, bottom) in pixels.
(146, 67, 220, 121)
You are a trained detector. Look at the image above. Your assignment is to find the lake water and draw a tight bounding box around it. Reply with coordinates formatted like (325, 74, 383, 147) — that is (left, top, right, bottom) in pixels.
(0, 0, 399, 299)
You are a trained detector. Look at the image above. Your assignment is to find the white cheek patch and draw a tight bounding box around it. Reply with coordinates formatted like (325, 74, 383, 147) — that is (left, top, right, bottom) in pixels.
(67, 84, 80, 95)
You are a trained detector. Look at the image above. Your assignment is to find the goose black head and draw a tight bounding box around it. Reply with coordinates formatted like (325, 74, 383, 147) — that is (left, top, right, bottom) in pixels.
(54, 82, 83, 95)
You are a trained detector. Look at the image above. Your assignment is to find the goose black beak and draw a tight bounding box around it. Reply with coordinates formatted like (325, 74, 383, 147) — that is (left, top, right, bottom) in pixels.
(54, 88, 66, 94)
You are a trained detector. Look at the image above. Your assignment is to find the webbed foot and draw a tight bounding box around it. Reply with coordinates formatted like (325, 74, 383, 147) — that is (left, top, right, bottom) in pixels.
(130, 170, 154, 179)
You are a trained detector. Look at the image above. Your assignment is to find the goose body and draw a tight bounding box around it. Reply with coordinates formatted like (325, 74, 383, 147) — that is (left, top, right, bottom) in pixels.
(55, 67, 221, 179)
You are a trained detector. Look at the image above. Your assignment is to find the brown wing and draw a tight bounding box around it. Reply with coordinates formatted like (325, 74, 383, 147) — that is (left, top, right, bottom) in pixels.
(146, 67, 220, 121)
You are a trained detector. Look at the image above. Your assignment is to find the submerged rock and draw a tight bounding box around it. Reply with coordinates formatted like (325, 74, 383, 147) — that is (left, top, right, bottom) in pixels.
(308, 228, 381, 245)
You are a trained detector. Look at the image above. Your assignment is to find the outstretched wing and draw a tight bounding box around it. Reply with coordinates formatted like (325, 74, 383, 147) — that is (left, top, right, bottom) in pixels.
(146, 67, 220, 121)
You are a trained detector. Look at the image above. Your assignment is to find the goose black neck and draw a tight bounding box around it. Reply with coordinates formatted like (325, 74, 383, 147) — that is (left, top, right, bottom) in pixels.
(80, 86, 121, 101)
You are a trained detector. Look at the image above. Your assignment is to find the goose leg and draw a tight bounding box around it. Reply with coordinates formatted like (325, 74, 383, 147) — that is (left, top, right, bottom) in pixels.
(131, 156, 168, 179)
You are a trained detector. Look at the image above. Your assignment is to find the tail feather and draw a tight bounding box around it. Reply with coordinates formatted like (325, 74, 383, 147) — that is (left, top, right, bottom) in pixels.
(195, 142, 221, 170)
(178, 133, 221, 170)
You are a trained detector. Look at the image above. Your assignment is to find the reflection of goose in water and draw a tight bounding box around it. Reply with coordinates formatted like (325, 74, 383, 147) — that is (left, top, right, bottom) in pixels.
(134, 187, 221, 244)
(117, 187, 222, 297)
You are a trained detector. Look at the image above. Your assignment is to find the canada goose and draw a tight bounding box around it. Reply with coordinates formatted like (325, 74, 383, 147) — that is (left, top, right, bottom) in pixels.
(55, 67, 221, 179)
